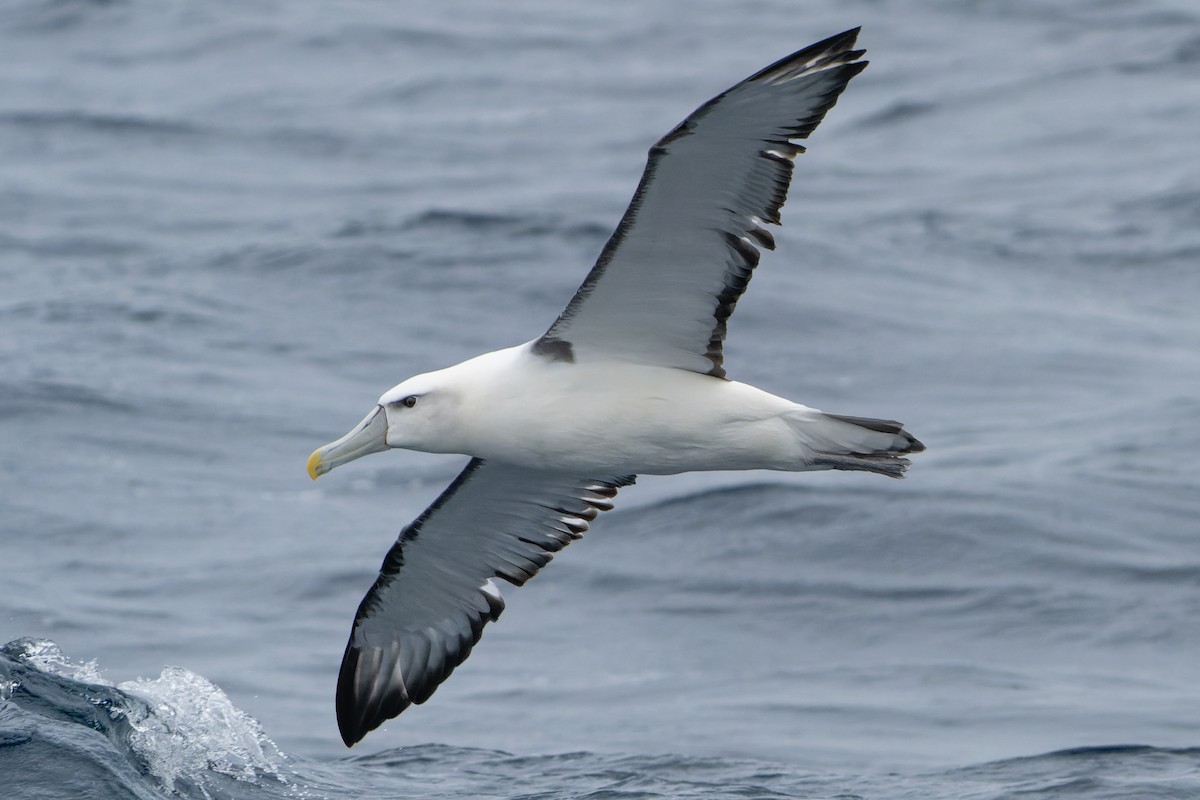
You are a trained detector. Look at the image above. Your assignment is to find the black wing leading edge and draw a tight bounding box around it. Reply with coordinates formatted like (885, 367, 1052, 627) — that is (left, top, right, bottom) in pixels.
(535, 28, 867, 378)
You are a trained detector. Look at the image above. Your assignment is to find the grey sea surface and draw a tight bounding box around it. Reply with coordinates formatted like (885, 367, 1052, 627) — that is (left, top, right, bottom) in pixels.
(3, 0, 1200, 797)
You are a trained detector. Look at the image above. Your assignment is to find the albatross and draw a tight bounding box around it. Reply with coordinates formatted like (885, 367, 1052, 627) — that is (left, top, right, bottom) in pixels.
(308, 27, 922, 746)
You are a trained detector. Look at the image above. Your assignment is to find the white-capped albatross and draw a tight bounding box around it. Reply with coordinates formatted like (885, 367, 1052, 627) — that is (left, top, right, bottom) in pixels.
(307, 27, 923, 747)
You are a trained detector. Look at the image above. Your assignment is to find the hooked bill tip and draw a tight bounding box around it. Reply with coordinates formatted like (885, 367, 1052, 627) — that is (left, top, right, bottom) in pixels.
(306, 450, 323, 481)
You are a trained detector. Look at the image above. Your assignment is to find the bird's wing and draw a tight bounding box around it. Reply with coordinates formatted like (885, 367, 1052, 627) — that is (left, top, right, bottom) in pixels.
(336, 458, 634, 746)
(533, 28, 867, 378)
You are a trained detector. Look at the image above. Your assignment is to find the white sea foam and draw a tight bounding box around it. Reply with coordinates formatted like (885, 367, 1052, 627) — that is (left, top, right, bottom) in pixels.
(117, 667, 288, 796)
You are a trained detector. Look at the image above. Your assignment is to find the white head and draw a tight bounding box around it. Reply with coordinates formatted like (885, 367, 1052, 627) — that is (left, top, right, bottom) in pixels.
(306, 370, 463, 480)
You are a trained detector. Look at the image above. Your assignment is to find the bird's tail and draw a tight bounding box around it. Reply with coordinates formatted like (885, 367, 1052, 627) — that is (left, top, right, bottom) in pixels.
(788, 411, 925, 478)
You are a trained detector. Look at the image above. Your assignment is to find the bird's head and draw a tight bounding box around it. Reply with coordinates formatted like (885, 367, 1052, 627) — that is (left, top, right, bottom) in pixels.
(307, 373, 459, 480)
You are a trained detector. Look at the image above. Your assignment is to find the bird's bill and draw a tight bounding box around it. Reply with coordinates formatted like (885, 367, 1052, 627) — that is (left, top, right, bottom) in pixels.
(307, 405, 389, 480)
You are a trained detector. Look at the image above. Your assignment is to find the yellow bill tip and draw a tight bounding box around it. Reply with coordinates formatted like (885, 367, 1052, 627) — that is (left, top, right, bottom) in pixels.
(306, 450, 323, 481)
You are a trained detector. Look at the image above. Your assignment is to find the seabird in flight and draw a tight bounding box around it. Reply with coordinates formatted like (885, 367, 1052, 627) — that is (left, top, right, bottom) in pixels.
(307, 27, 923, 746)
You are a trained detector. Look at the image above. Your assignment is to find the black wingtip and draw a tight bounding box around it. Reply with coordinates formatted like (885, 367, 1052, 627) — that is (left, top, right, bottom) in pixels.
(336, 642, 406, 747)
(823, 26, 862, 50)
(746, 26, 866, 83)
(335, 645, 368, 747)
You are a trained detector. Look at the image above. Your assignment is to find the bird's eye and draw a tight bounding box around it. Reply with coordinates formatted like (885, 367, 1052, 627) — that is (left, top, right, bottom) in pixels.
(402, 395, 418, 408)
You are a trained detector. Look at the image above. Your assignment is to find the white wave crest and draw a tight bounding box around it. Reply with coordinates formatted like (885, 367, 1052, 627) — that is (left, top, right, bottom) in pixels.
(117, 667, 289, 796)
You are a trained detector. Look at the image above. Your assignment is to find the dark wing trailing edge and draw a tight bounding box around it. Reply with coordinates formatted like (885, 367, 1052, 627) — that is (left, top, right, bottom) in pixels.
(534, 28, 867, 378)
(336, 458, 634, 746)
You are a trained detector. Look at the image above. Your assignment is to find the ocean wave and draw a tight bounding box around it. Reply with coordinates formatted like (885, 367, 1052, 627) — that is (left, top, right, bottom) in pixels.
(4, 639, 1198, 799)
(0, 110, 203, 139)
(332, 208, 610, 243)
(0, 639, 288, 800)
(9, 639, 831, 799)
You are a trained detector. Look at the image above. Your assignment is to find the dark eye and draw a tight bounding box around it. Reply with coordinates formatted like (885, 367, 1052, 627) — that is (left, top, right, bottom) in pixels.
(402, 395, 418, 408)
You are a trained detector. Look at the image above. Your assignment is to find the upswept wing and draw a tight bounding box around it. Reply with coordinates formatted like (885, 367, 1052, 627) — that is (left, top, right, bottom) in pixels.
(336, 458, 633, 746)
(534, 28, 867, 378)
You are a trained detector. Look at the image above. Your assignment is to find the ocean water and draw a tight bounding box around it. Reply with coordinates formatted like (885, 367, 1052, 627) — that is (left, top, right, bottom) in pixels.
(3, 0, 1199, 797)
